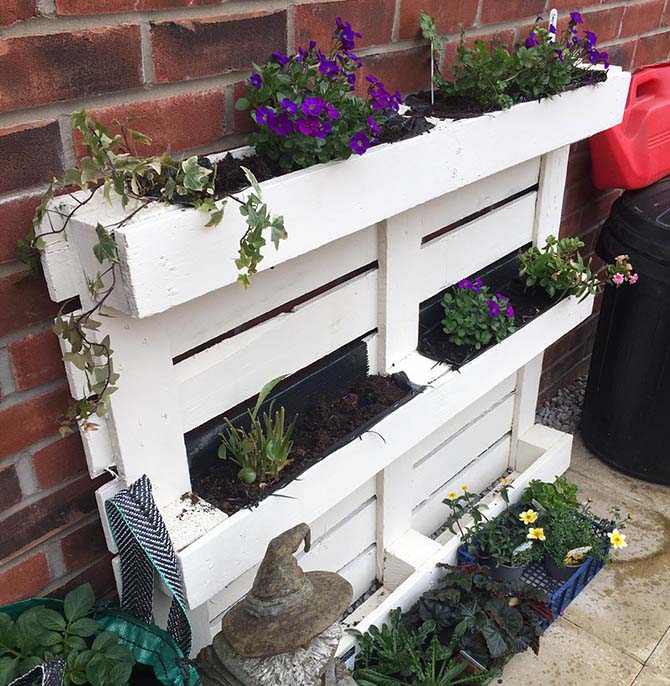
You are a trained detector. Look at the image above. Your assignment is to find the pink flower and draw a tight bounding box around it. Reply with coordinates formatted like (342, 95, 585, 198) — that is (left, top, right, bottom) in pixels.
(612, 273, 624, 286)
(615, 254, 629, 263)
(628, 273, 639, 285)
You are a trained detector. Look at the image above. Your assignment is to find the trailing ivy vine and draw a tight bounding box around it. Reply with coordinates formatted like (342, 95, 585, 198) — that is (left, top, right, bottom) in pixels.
(19, 111, 286, 435)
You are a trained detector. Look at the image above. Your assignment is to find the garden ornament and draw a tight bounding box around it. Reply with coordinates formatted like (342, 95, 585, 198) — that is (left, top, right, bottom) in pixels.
(197, 523, 354, 686)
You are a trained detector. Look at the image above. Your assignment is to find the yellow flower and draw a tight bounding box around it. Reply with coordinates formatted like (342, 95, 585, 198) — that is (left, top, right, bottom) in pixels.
(446, 492, 459, 501)
(527, 527, 546, 541)
(501, 477, 510, 485)
(460, 485, 469, 492)
(519, 509, 538, 525)
(608, 529, 628, 549)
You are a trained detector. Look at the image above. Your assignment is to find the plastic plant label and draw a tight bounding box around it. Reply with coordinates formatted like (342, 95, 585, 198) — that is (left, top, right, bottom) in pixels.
(531, 499, 547, 513)
(512, 540, 534, 556)
(564, 546, 591, 565)
(549, 8, 558, 43)
(459, 650, 486, 673)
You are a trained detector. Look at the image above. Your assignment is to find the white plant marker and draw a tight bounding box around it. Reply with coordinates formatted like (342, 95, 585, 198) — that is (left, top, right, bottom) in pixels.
(549, 8, 558, 43)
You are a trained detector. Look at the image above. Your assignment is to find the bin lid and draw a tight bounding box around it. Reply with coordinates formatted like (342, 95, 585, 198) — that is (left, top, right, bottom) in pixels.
(602, 176, 670, 265)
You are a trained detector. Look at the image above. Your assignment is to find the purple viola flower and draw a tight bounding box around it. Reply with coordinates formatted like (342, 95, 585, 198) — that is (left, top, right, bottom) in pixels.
(367, 115, 380, 134)
(601, 51, 610, 68)
(344, 50, 362, 67)
(268, 112, 294, 137)
(279, 98, 298, 115)
(458, 279, 473, 290)
(255, 105, 273, 126)
(496, 293, 509, 303)
(556, 49, 565, 62)
(487, 300, 501, 318)
(570, 11, 583, 25)
(525, 31, 540, 48)
(336, 17, 362, 50)
(249, 73, 262, 89)
(350, 131, 370, 155)
(296, 117, 321, 137)
(272, 51, 290, 65)
(325, 103, 340, 120)
(319, 58, 339, 78)
(320, 120, 333, 137)
(472, 278, 483, 293)
(366, 75, 380, 85)
(346, 72, 357, 86)
(585, 30, 598, 46)
(505, 304, 515, 319)
(302, 96, 325, 116)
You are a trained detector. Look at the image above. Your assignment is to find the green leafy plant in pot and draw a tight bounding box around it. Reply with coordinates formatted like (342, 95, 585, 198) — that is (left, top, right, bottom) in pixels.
(0, 584, 135, 686)
(350, 607, 496, 685)
(406, 565, 551, 670)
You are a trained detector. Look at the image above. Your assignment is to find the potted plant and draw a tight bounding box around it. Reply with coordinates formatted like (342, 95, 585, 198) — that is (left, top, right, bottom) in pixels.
(350, 608, 495, 686)
(416, 11, 610, 118)
(0, 584, 196, 686)
(407, 565, 551, 670)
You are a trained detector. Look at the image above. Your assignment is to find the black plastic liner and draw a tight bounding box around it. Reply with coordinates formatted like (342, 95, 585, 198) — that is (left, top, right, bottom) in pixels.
(418, 248, 558, 369)
(186, 336, 422, 510)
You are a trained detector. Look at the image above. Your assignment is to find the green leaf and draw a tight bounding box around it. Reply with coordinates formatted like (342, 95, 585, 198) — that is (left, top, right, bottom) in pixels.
(92, 225, 118, 264)
(181, 156, 212, 192)
(0, 657, 19, 686)
(91, 632, 117, 652)
(235, 97, 250, 111)
(240, 166, 262, 197)
(69, 618, 99, 638)
(0, 615, 17, 651)
(64, 584, 95, 623)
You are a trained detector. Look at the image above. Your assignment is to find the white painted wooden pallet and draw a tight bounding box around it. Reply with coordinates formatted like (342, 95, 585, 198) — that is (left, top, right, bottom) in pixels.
(39, 71, 629, 655)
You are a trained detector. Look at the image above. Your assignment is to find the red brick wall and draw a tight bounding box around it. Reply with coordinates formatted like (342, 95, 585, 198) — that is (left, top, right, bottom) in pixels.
(1, 1, 668, 602)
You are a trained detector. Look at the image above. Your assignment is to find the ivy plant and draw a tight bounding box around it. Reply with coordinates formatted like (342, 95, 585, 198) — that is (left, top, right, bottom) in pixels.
(20, 112, 285, 433)
(237, 18, 401, 171)
(521, 475, 580, 512)
(0, 584, 134, 686)
(420, 11, 610, 111)
(441, 279, 516, 349)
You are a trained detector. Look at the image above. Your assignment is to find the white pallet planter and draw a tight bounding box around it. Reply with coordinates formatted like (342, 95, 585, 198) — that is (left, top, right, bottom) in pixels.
(39, 70, 629, 656)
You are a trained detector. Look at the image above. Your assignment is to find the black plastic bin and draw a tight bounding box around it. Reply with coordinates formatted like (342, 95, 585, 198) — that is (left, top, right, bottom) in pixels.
(582, 177, 670, 485)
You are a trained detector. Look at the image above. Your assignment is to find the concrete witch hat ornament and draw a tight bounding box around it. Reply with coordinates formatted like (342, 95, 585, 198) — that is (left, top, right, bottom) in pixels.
(222, 522, 353, 657)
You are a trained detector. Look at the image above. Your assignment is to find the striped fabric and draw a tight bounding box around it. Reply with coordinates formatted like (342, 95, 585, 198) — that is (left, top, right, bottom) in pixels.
(105, 475, 192, 656)
(9, 660, 65, 686)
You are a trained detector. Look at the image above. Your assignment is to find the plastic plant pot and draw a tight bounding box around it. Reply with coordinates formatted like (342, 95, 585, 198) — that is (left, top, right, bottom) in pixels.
(492, 562, 527, 582)
(544, 554, 581, 582)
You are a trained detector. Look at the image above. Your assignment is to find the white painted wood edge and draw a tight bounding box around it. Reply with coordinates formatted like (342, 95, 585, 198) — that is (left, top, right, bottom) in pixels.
(40, 69, 630, 318)
(336, 422, 573, 657)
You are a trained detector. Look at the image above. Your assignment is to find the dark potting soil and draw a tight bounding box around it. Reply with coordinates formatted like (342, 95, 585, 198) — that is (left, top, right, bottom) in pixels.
(418, 277, 558, 369)
(192, 374, 409, 515)
(406, 69, 609, 120)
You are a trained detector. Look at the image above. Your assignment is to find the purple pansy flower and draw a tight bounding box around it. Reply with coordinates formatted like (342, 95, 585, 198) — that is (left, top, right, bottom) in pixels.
(367, 115, 380, 134)
(336, 17, 362, 50)
(296, 117, 321, 137)
(458, 279, 473, 290)
(350, 131, 370, 155)
(325, 103, 340, 120)
(301, 96, 325, 116)
(268, 113, 294, 137)
(585, 30, 598, 46)
(496, 293, 509, 302)
(249, 73, 262, 89)
(255, 105, 273, 126)
(570, 11, 583, 24)
(487, 300, 501, 318)
(472, 278, 483, 293)
(505, 304, 515, 319)
(525, 31, 540, 48)
(279, 98, 298, 115)
(320, 120, 333, 137)
(319, 58, 339, 78)
(272, 51, 290, 65)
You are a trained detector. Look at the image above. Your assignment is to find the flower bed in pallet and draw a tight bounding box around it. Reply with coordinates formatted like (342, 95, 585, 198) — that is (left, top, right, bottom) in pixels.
(40, 67, 629, 655)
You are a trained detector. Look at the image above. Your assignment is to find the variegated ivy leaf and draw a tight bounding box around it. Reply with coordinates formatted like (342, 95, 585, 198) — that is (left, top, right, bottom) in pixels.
(181, 156, 213, 192)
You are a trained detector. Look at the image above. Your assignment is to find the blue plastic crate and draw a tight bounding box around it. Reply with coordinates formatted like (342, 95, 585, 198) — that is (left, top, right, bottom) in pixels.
(456, 545, 606, 626)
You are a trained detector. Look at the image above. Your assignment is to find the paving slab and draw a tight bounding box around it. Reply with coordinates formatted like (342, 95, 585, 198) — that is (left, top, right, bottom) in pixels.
(646, 629, 670, 680)
(570, 434, 670, 518)
(632, 667, 670, 686)
(559, 456, 670, 663)
(502, 618, 642, 686)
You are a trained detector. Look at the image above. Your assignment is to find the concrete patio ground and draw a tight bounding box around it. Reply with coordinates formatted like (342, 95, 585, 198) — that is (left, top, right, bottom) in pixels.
(503, 433, 670, 686)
